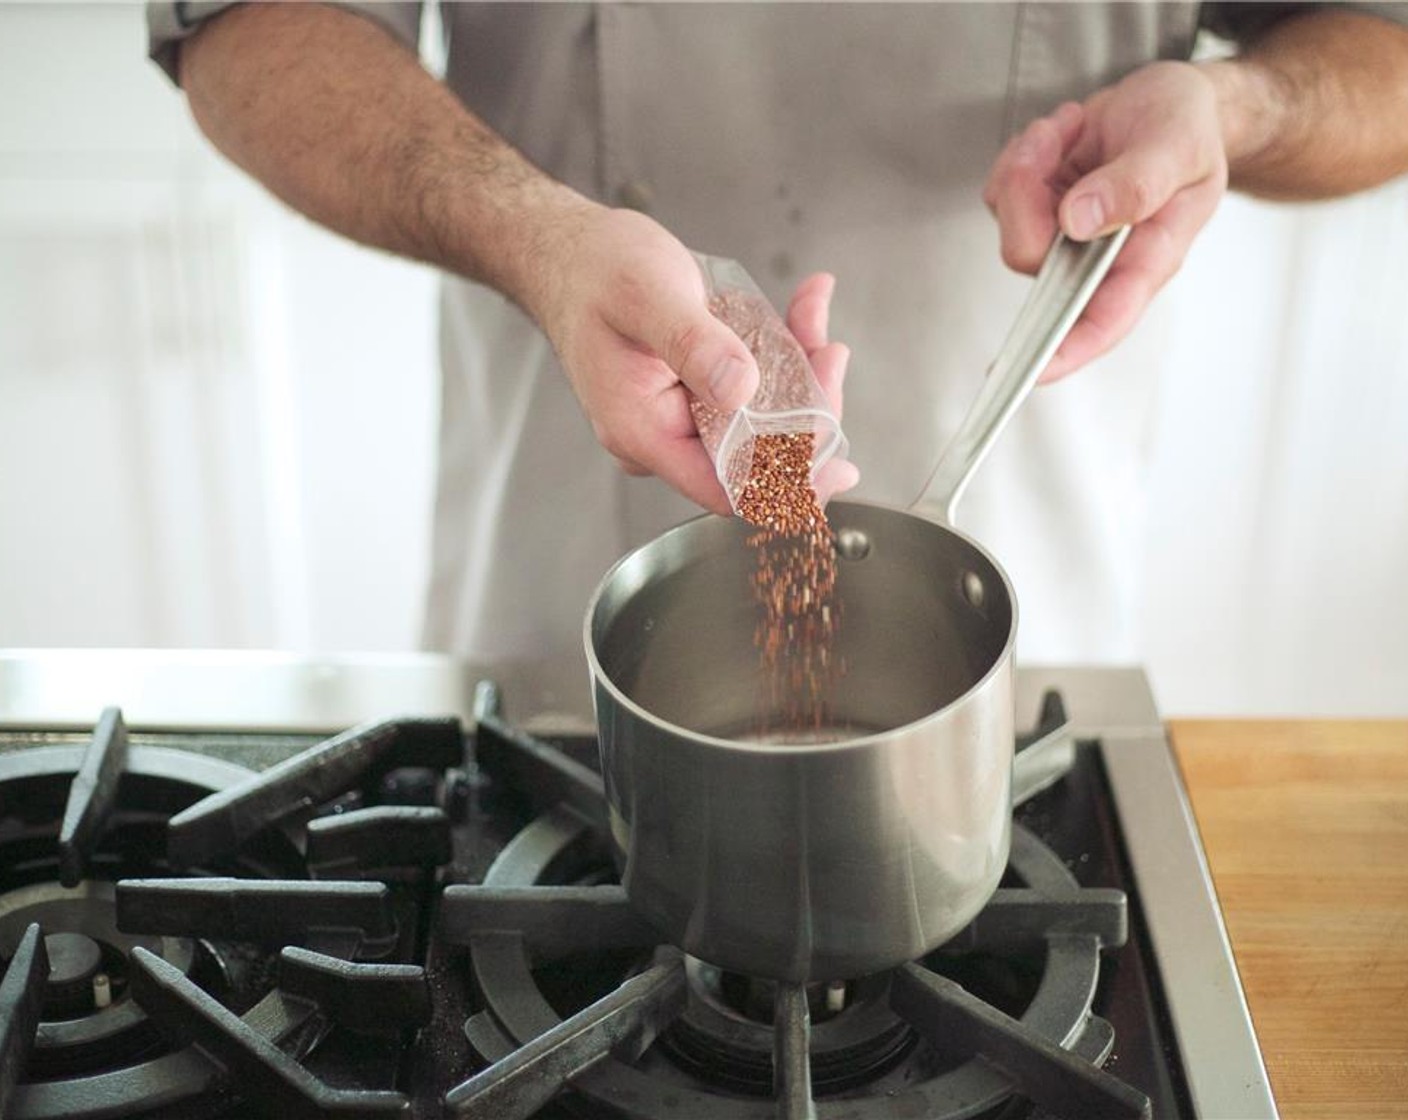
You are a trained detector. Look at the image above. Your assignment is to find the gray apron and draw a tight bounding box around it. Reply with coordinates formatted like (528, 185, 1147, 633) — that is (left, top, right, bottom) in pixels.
(150, 3, 1205, 724)
(422, 3, 1199, 723)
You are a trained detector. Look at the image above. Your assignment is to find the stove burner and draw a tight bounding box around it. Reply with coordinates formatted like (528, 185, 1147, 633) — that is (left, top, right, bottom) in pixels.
(445, 809, 1142, 1119)
(41, 932, 102, 1015)
(0, 722, 444, 1119)
(659, 959, 915, 1095)
(0, 742, 259, 1116)
(441, 688, 1151, 1120)
(695, 966, 853, 1028)
(0, 868, 196, 1081)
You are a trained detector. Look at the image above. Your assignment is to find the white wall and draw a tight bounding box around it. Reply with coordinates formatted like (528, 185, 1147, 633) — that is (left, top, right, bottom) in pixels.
(1143, 188, 1408, 715)
(1, 3, 1404, 715)
(0, 2, 438, 652)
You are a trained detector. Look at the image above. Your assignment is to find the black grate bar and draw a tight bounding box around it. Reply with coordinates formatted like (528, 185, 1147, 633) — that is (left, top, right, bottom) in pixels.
(278, 947, 430, 1035)
(1015, 689, 1068, 751)
(772, 982, 817, 1120)
(439, 884, 658, 962)
(117, 879, 395, 951)
(306, 806, 452, 879)
(167, 717, 464, 869)
(942, 888, 1128, 953)
(0, 924, 49, 1116)
(129, 947, 408, 1119)
(444, 953, 687, 1119)
(890, 964, 1151, 1119)
(1013, 690, 1076, 806)
(474, 718, 609, 837)
(58, 706, 130, 887)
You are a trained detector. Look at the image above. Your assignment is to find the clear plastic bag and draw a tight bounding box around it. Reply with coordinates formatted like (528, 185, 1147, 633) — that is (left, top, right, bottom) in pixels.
(688, 253, 849, 516)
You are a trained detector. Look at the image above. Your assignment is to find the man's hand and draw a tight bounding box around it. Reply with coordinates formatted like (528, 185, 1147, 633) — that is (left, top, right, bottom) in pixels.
(984, 62, 1227, 382)
(785, 268, 861, 507)
(526, 204, 857, 513)
(984, 7, 1408, 384)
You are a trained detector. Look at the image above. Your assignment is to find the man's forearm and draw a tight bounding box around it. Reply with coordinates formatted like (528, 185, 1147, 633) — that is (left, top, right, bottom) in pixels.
(1204, 8, 1408, 200)
(180, 3, 589, 314)
(179, 2, 783, 513)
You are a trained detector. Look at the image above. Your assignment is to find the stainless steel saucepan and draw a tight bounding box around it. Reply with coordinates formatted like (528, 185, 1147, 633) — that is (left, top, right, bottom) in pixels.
(585, 230, 1130, 982)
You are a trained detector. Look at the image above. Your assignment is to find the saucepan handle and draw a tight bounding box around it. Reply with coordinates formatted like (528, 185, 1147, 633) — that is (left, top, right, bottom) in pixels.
(912, 227, 1131, 526)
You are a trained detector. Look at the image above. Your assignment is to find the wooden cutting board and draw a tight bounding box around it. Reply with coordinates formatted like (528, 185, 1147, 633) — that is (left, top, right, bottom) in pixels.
(1169, 720, 1408, 1120)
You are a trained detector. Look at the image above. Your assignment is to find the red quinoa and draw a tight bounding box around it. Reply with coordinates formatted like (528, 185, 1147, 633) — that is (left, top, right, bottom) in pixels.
(737, 432, 842, 737)
(692, 286, 845, 738)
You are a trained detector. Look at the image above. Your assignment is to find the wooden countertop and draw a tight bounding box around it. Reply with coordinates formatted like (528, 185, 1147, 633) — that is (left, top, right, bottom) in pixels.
(1169, 720, 1408, 1120)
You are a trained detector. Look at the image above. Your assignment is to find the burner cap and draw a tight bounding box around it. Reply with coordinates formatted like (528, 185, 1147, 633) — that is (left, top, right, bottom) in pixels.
(44, 931, 104, 1015)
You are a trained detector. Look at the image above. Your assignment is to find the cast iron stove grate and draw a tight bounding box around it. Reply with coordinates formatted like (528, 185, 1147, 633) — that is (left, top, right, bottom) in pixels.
(0, 687, 1167, 1119)
(0, 710, 460, 1119)
(443, 684, 1152, 1120)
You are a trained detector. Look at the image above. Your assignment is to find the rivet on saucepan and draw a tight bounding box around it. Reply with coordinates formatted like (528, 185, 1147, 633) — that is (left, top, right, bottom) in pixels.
(833, 528, 871, 561)
(962, 571, 985, 609)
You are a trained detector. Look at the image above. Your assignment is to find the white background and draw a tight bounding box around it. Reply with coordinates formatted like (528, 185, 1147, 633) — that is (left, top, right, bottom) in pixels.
(1, 4, 1405, 715)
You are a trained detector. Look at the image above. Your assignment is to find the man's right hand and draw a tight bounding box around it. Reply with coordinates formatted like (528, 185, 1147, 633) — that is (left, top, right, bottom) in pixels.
(519, 205, 760, 514)
(522, 204, 856, 515)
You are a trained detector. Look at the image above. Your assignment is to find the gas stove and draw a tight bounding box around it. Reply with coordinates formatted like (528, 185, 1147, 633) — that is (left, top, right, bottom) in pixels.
(0, 653, 1276, 1118)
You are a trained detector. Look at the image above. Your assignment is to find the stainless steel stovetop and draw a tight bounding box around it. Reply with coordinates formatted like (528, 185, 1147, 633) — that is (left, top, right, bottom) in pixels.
(0, 651, 1277, 1118)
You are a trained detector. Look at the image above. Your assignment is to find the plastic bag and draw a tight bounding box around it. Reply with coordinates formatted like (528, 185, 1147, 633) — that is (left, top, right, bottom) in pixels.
(688, 253, 849, 516)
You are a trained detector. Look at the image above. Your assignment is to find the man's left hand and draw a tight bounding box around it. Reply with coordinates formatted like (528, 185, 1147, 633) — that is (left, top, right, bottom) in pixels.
(983, 61, 1228, 382)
